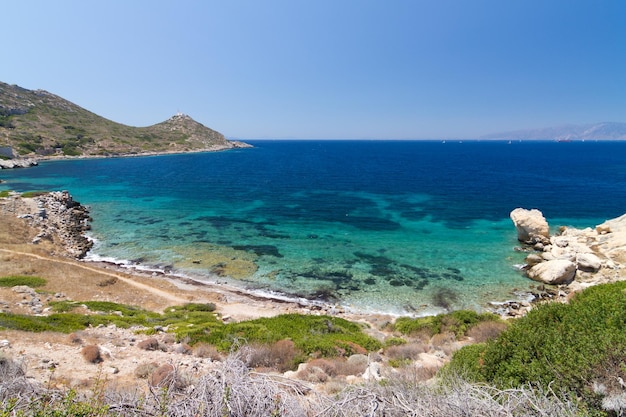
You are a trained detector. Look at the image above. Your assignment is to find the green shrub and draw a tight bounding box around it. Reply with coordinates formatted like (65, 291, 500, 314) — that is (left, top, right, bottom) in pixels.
(447, 281, 626, 413)
(441, 342, 488, 382)
(1, 299, 380, 360)
(388, 358, 413, 368)
(384, 337, 408, 347)
(188, 314, 382, 357)
(395, 310, 501, 337)
(48, 301, 81, 313)
(0, 275, 47, 287)
(0, 190, 10, 198)
(169, 302, 216, 312)
(0, 312, 100, 333)
(62, 144, 81, 156)
(17, 142, 38, 153)
(21, 190, 49, 198)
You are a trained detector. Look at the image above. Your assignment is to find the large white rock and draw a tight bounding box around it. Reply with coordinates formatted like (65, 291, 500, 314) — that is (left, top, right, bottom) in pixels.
(0, 158, 38, 169)
(527, 259, 576, 285)
(576, 253, 602, 272)
(510, 208, 550, 243)
(547, 246, 577, 262)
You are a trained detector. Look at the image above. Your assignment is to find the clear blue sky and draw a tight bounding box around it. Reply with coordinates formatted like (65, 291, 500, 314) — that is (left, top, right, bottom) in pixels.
(3, 1, 625, 139)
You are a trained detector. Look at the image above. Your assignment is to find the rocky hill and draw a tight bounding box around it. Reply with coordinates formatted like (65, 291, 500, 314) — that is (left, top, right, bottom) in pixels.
(480, 122, 626, 141)
(0, 81, 249, 159)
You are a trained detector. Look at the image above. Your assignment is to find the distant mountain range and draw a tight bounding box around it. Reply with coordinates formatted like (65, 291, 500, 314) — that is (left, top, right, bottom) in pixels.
(0, 81, 248, 159)
(481, 122, 626, 141)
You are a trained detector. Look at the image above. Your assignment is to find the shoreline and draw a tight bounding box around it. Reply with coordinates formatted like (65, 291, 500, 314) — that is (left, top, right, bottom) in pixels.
(2, 191, 626, 320)
(0, 140, 253, 169)
(0, 192, 386, 322)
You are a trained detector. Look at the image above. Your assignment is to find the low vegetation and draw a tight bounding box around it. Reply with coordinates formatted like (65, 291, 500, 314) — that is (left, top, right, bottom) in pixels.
(0, 275, 47, 287)
(3, 273, 626, 414)
(1, 301, 381, 360)
(20, 190, 49, 198)
(394, 309, 505, 338)
(446, 280, 626, 415)
(186, 314, 382, 357)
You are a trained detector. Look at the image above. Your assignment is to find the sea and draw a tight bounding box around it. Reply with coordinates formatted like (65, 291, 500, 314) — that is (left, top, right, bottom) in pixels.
(2, 140, 626, 315)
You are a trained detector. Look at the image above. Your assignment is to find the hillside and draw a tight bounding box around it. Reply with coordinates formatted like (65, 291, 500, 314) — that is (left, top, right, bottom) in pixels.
(480, 122, 626, 141)
(0, 81, 249, 158)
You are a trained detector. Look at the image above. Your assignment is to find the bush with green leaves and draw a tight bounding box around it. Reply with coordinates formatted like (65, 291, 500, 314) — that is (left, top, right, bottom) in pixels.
(0, 275, 47, 288)
(394, 309, 503, 337)
(21, 190, 49, 198)
(0, 301, 380, 360)
(183, 314, 382, 357)
(446, 281, 626, 415)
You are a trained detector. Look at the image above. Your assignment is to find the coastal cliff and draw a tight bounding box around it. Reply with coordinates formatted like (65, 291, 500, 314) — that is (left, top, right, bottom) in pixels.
(0, 81, 250, 165)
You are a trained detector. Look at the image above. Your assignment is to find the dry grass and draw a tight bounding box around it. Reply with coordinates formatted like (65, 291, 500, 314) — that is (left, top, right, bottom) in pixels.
(0, 355, 45, 402)
(149, 364, 175, 387)
(134, 362, 159, 379)
(241, 339, 299, 373)
(467, 320, 509, 343)
(385, 342, 427, 361)
(391, 362, 440, 382)
(137, 338, 160, 351)
(0, 353, 582, 416)
(430, 331, 456, 348)
(80, 344, 102, 364)
(193, 343, 223, 360)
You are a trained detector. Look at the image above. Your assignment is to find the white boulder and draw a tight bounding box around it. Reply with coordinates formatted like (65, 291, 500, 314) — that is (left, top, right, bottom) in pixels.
(524, 253, 544, 267)
(510, 208, 550, 243)
(362, 361, 382, 381)
(576, 253, 602, 273)
(527, 259, 577, 285)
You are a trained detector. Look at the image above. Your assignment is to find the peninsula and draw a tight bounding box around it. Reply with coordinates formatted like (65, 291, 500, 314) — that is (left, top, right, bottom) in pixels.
(0, 81, 249, 167)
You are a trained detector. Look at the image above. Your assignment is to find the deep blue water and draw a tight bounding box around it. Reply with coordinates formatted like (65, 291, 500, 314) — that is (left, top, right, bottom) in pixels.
(2, 140, 625, 314)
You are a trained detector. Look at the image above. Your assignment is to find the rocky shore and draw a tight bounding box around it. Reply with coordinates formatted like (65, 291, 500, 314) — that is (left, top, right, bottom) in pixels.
(503, 207, 626, 316)
(0, 157, 38, 169)
(3, 191, 93, 258)
(5, 191, 626, 319)
(0, 143, 252, 170)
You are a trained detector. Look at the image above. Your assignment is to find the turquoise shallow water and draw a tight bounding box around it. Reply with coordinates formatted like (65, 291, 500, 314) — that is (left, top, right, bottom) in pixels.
(2, 140, 625, 314)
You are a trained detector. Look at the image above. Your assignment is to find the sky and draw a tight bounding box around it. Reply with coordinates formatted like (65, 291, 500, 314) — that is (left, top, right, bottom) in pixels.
(2, 1, 625, 139)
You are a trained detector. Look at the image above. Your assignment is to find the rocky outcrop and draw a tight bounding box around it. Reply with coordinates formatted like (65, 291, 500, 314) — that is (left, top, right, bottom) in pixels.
(510, 208, 550, 243)
(9, 191, 93, 258)
(34, 191, 93, 258)
(0, 158, 38, 169)
(512, 208, 626, 289)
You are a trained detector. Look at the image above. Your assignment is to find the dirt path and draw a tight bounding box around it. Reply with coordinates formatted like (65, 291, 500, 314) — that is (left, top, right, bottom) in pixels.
(0, 248, 187, 305)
